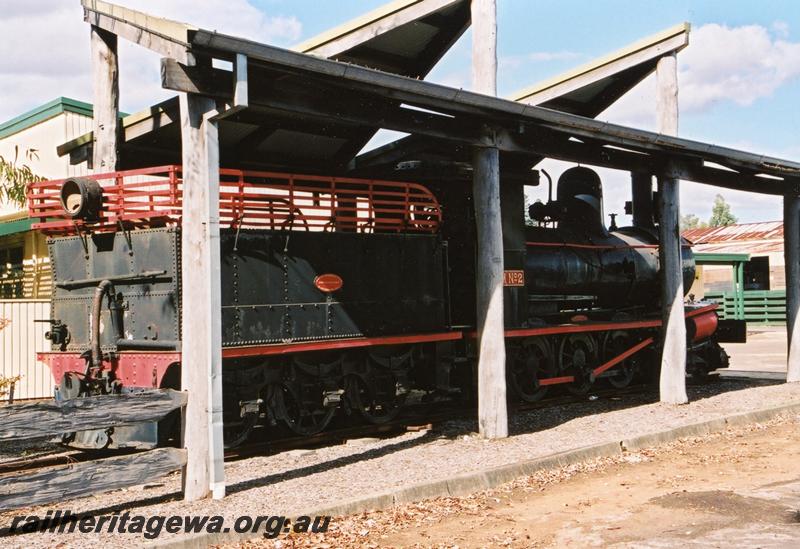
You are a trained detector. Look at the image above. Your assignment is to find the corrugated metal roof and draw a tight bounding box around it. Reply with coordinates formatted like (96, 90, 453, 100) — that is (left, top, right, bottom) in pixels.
(685, 221, 785, 256)
(683, 221, 784, 244)
(692, 241, 784, 255)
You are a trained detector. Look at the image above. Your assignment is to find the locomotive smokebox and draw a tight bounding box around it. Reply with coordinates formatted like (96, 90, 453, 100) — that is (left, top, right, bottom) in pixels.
(525, 227, 695, 311)
(525, 167, 695, 311)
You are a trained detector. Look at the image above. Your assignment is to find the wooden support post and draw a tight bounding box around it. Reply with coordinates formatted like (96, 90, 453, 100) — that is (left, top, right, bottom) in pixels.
(179, 93, 226, 500)
(473, 145, 507, 438)
(471, 0, 507, 439)
(784, 194, 800, 382)
(656, 53, 688, 404)
(471, 0, 497, 96)
(90, 25, 119, 172)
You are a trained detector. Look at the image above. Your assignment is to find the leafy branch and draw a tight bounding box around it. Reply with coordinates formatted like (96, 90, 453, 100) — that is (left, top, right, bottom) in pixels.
(0, 375, 21, 400)
(0, 146, 44, 208)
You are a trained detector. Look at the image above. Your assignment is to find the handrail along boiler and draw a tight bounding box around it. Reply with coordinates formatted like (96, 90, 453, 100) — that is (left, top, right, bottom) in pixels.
(28, 165, 731, 449)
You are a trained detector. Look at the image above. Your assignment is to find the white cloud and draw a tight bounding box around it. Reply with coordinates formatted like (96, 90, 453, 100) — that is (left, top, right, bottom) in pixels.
(118, 0, 302, 44)
(0, 1, 302, 122)
(603, 23, 800, 130)
(772, 20, 790, 39)
(500, 50, 581, 70)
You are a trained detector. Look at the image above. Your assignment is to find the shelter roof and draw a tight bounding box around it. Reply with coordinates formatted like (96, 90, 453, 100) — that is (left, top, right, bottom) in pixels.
(356, 22, 691, 178)
(62, 1, 800, 196)
(65, 0, 470, 171)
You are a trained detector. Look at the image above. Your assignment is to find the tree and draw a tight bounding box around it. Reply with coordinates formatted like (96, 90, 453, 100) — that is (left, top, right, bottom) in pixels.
(523, 194, 536, 227)
(708, 194, 737, 227)
(680, 213, 707, 231)
(0, 146, 43, 208)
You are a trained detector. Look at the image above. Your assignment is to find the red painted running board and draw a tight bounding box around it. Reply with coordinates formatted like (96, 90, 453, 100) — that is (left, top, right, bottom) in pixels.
(222, 331, 463, 358)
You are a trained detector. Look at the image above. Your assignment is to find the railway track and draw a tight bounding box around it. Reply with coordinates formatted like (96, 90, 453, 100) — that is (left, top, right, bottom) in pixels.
(218, 383, 657, 459)
(1, 373, 765, 477)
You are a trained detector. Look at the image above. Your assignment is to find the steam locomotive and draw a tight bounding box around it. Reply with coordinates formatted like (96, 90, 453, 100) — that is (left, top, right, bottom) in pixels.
(28, 164, 728, 449)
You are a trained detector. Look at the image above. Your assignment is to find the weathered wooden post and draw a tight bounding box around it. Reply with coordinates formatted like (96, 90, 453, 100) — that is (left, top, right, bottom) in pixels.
(656, 52, 688, 404)
(179, 93, 226, 500)
(90, 25, 118, 171)
(784, 194, 800, 382)
(471, 0, 507, 438)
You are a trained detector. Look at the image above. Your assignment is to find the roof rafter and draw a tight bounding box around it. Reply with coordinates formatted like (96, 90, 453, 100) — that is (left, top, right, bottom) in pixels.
(511, 23, 690, 108)
(294, 0, 465, 62)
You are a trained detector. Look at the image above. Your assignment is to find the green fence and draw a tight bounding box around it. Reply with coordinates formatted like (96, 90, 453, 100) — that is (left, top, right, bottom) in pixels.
(704, 290, 786, 324)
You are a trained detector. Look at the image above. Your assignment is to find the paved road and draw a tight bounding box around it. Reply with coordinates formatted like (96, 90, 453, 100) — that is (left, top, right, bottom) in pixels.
(722, 326, 788, 378)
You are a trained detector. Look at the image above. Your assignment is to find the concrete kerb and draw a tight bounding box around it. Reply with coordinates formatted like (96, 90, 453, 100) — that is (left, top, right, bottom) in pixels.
(148, 401, 800, 549)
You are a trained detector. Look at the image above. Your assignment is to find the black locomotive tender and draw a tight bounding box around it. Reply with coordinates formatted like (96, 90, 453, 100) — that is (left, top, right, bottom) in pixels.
(30, 164, 729, 449)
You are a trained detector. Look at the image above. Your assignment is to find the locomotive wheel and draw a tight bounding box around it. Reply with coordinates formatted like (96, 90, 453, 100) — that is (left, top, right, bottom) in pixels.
(558, 333, 597, 395)
(276, 383, 336, 437)
(345, 372, 407, 425)
(507, 337, 557, 402)
(601, 331, 637, 389)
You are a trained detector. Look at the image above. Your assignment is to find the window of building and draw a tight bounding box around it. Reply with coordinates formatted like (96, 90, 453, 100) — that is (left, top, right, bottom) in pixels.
(0, 245, 24, 298)
(743, 256, 770, 291)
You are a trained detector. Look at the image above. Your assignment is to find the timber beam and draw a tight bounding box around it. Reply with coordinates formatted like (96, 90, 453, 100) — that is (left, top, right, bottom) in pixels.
(0, 390, 186, 441)
(295, 0, 464, 60)
(82, 0, 194, 65)
(0, 448, 187, 512)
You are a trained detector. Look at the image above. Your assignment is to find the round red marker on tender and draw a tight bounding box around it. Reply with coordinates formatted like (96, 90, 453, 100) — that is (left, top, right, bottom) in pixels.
(314, 274, 343, 293)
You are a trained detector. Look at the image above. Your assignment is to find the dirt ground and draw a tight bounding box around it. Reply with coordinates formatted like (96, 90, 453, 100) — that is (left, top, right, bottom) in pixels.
(235, 415, 800, 548)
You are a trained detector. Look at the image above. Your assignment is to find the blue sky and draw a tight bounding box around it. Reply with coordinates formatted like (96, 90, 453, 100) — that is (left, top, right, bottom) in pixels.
(4, 0, 800, 223)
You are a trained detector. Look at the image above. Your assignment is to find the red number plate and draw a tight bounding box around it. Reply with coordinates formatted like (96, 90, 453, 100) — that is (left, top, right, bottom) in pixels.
(503, 270, 525, 287)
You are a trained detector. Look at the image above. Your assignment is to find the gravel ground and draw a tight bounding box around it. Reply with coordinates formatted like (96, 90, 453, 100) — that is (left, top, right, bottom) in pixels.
(1, 378, 798, 548)
(229, 413, 800, 549)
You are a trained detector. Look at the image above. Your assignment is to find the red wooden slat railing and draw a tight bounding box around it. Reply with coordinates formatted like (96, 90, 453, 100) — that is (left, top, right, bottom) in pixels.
(27, 165, 441, 236)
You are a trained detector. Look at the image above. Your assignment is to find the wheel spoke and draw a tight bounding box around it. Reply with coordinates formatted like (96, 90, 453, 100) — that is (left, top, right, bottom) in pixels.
(559, 334, 596, 395)
(508, 338, 554, 403)
(277, 383, 335, 436)
(347, 372, 406, 425)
